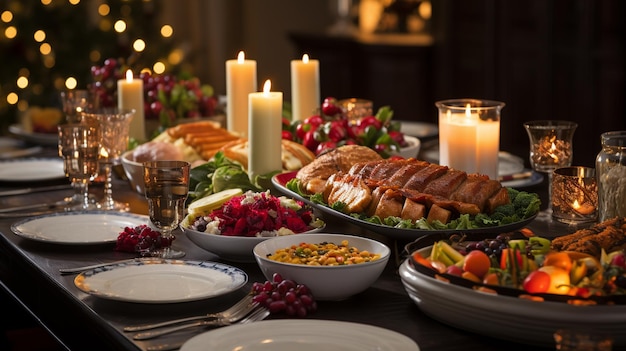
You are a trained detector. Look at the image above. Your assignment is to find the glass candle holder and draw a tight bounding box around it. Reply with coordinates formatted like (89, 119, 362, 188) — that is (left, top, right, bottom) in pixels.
(337, 98, 373, 125)
(436, 99, 504, 180)
(551, 166, 598, 224)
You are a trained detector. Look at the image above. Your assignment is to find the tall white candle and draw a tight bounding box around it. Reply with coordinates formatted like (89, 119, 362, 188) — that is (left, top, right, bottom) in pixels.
(248, 80, 283, 179)
(438, 102, 501, 179)
(290, 54, 320, 121)
(117, 69, 145, 142)
(226, 51, 257, 137)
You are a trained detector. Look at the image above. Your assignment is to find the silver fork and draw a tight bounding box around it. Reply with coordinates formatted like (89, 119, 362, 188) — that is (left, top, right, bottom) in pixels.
(144, 307, 270, 351)
(134, 305, 269, 341)
(124, 294, 254, 332)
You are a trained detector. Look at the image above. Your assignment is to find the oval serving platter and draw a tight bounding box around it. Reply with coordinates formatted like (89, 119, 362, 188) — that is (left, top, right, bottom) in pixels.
(271, 172, 537, 241)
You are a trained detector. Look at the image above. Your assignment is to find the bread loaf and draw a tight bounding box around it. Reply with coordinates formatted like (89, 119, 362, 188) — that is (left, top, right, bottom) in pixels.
(220, 139, 316, 171)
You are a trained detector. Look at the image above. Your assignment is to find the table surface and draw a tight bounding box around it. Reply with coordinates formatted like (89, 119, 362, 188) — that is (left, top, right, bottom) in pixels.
(0, 145, 586, 351)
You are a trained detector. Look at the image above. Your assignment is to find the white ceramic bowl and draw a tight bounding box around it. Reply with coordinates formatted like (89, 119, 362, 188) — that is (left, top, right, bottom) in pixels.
(120, 150, 145, 194)
(183, 225, 325, 263)
(394, 135, 421, 159)
(253, 233, 390, 301)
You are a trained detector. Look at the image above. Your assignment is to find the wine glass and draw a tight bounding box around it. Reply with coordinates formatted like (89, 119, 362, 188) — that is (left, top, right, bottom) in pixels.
(143, 160, 190, 259)
(60, 89, 96, 206)
(57, 123, 100, 211)
(81, 108, 135, 211)
(523, 120, 577, 212)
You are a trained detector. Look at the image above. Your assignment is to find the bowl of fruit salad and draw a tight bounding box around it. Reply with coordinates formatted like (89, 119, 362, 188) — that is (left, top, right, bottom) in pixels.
(253, 233, 390, 301)
(182, 190, 325, 262)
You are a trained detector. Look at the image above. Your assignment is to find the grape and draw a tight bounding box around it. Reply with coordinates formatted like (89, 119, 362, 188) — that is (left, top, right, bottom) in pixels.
(250, 274, 317, 317)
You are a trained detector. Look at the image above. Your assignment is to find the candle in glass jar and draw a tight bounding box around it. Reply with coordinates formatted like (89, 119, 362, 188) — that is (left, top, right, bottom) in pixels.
(290, 54, 320, 121)
(248, 80, 283, 179)
(117, 69, 144, 142)
(226, 51, 257, 137)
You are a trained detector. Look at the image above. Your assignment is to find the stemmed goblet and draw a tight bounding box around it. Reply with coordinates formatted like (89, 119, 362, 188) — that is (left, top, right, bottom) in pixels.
(81, 108, 135, 211)
(523, 120, 577, 212)
(143, 160, 190, 258)
(57, 123, 100, 211)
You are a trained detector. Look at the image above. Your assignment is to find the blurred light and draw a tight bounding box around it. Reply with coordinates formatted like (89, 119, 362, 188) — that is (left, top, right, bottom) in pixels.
(168, 49, 183, 65)
(153, 62, 165, 74)
(418, 1, 432, 20)
(18, 68, 30, 77)
(39, 42, 52, 55)
(133, 39, 146, 52)
(98, 4, 110, 16)
(140, 68, 152, 75)
(41, 0, 52, 5)
(5, 26, 17, 39)
(65, 77, 78, 90)
(7, 92, 18, 105)
(53, 78, 65, 90)
(17, 100, 29, 111)
(121, 4, 131, 17)
(34, 30, 46, 42)
(99, 18, 112, 31)
(160, 25, 173, 38)
(69, 0, 81, 5)
(1, 11, 13, 23)
(90, 50, 101, 63)
(43, 56, 55, 68)
(114, 20, 127, 33)
(16, 76, 28, 89)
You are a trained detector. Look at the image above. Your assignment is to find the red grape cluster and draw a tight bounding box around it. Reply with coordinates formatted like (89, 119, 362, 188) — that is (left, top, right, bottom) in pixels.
(251, 273, 317, 317)
(89, 58, 125, 108)
(115, 224, 171, 255)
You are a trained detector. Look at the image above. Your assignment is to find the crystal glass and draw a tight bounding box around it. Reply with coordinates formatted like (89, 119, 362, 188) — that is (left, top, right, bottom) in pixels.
(551, 166, 598, 224)
(57, 123, 100, 210)
(143, 160, 190, 259)
(523, 120, 577, 210)
(81, 108, 135, 211)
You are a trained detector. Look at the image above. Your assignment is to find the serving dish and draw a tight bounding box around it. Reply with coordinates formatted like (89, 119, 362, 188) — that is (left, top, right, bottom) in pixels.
(182, 224, 325, 262)
(0, 158, 65, 182)
(253, 233, 390, 300)
(399, 257, 625, 348)
(181, 319, 420, 351)
(271, 172, 537, 240)
(74, 259, 247, 303)
(399, 121, 438, 139)
(11, 211, 148, 245)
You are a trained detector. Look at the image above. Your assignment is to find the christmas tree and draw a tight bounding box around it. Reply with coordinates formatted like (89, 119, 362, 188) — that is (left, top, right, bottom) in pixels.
(0, 0, 182, 133)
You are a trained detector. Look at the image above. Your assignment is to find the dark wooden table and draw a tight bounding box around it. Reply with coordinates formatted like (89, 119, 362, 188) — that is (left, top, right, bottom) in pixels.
(0, 149, 582, 351)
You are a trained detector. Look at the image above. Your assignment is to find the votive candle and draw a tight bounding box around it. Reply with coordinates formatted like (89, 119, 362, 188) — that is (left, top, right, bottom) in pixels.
(248, 80, 283, 179)
(117, 70, 145, 142)
(290, 54, 320, 121)
(226, 51, 257, 137)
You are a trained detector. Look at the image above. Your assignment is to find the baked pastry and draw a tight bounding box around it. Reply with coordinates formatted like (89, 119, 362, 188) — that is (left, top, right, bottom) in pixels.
(220, 139, 316, 171)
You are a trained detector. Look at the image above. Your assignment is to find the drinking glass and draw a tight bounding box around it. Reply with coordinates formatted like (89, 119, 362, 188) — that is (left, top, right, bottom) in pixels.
(57, 123, 100, 211)
(523, 120, 577, 210)
(143, 160, 190, 259)
(81, 108, 135, 211)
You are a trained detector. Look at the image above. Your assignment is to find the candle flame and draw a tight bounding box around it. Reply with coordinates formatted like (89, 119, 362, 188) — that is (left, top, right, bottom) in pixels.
(237, 51, 245, 63)
(572, 199, 581, 209)
(465, 103, 472, 117)
(125, 69, 133, 82)
(302, 54, 309, 63)
(549, 142, 559, 161)
(263, 79, 271, 94)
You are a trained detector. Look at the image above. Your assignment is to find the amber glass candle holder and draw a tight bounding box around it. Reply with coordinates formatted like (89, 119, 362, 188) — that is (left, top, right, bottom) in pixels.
(551, 166, 598, 224)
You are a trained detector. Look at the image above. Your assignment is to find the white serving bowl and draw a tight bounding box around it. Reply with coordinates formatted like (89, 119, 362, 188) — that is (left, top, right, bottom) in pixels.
(394, 135, 421, 159)
(120, 150, 145, 194)
(253, 233, 390, 301)
(183, 225, 325, 263)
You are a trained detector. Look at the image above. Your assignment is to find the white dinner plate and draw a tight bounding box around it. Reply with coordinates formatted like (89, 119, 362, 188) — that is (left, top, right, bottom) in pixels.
(400, 121, 439, 139)
(11, 211, 148, 245)
(0, 137, 42, 159)
(181, 319, 420, 351)
(74, 259, 247, 303)
(0, 158, 65, 182)
(9, 124, 58, 146)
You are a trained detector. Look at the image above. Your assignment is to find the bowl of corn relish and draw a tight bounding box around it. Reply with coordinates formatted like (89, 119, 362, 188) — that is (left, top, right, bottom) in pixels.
(253, 233, 390, 300)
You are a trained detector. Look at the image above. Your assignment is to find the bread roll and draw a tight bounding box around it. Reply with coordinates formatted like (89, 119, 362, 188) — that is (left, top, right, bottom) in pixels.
(220, 139, 316, 171)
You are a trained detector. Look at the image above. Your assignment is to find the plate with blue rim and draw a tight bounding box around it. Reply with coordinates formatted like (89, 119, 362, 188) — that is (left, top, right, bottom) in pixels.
(74, 258, 248, 303)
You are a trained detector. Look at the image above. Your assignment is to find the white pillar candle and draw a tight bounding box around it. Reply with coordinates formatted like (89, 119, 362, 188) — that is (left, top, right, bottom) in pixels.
(248, 80, 283, 179)
(437, 101, 502, 179)
(226, 51, 257, 137)
(117, 69, 144, 142)
(290, 54, 320, 121)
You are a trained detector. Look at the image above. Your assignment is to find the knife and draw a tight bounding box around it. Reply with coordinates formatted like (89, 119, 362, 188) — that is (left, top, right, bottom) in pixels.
(0, 184, 72, 197)
(0, 199, 69, 213)
(59, 258, 143, 275)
